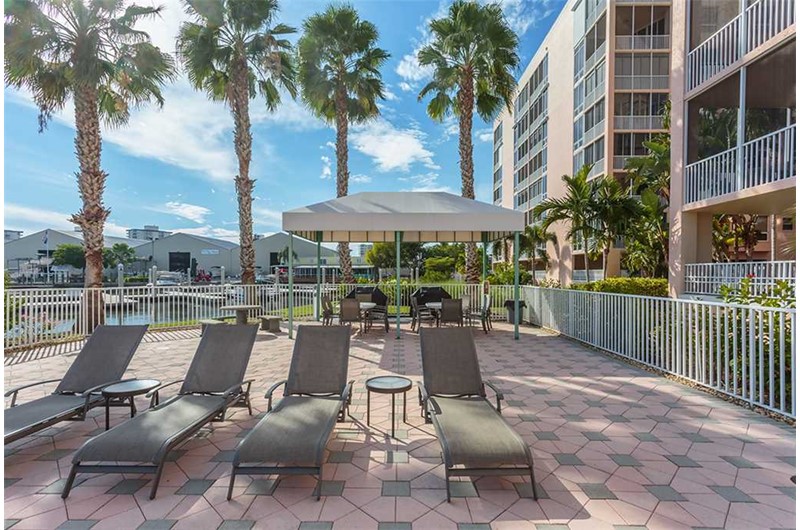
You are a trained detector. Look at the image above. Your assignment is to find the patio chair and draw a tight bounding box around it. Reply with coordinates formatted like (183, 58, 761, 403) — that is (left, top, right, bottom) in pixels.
(411, 296, 436, 332)
(4, 325, 148, 445)
(439, 298, 463, 327)
(228, 325, 353, 500)
(339, 298, 363, 331)
(365, 303, 390, 332)
(418, 328, 537, 502)
(321, 295, 334, 326)
(61, 324, 258, 500)
(468, 295, 493, 333)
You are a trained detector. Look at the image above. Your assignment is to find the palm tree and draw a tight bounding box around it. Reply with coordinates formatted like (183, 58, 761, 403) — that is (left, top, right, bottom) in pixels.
(298, 5, 389, 284)
(622, 189, 668, 277)
(591, 176, 641, 279)
(5, 0, 174, 327)
(417, 0, 519, 283)
(277, 245, 298, 265)
(519, 224, 557, 284)
(533, 165, 597, 281)
(178, 0, 297, 285)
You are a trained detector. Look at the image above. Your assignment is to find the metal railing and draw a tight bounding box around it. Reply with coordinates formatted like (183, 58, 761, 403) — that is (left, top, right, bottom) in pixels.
(3, 283, 518, 351)
(685, 261, 797, 296)
(613, 115, 664, 130)
(685, 124, 796, 204)
(746, 0, 795, 55)
(523, 286, 797, 418)
(571, 269, 604, 282)
(615, 35, 670, 50)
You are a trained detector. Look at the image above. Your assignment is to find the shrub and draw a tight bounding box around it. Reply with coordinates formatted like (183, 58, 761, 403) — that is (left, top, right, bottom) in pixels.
(570, 277, 668, 297)
(487, 262, 532, 285)
(420, 270, 451, 283)
(538, 278, 562, 289)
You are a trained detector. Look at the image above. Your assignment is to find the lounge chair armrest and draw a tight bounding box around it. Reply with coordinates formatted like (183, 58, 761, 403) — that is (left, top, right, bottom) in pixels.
(483, 381, 504, 413)
(5, 379, 62, 406)
(265, 379, 287, 412)
(146, 379, 184, 407)
(222, 379, 254, 399)
(78, 379, 136, 415)
(341, 380, 355, 404)
(417, 381, 430, 406)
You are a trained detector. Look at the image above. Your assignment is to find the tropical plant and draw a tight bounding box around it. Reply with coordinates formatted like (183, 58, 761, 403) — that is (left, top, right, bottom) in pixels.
(417, 0, 519, 283)
(591, 176, 641, 279)
(711, 214, 733, 262)
(277, 245, 298, 265)
(178, 0, 297, 285)
(533, 165, 597, 280)
(6, 0, 175, 326)
(102, 243, 137, 269)
(298, 5, 389, 283)
(486, 262, 531, 285)
(364, 242, 425, 271)
(494, 224, 557, 284)
(622, 190, 668, 277)
(52, 244, 86, 272)
(626, 102, 670, 201)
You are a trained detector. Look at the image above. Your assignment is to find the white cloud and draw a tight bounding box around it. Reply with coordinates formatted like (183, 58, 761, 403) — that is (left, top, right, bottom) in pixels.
(490, 0, 560, 35)
(383, 87, 399, 101)
(320, 156, 332, 179)
(476, 127, 494, 142)
(4, 203, 129, 237)
(398, 82, 415, 92)
(398, 172, 454, 193)
(172, 226, 240, 243)
(253, 204, 282, 228)
(351, 174, 372, 184)
(396, 53, 434, 85)
(350, 119, 439, 172)
(151, 201, 212, 223)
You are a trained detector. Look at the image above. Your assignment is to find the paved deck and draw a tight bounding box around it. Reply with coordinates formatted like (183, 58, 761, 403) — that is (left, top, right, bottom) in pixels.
(4, 323, 796, 530)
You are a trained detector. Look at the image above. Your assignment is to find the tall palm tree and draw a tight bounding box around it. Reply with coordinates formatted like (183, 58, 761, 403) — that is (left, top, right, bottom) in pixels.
(5, 0, 174, 327)
(591, 176, 641, 279)
(519, 224, 557, 284)
(178, 0, 297, 285)
(417, 0, 519, 283)
(298, 5, 389, 284)
(533, 165, 597, 281)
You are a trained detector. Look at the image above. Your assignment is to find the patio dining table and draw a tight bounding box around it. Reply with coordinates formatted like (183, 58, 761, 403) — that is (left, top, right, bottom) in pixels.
(220, 304, 262, 325)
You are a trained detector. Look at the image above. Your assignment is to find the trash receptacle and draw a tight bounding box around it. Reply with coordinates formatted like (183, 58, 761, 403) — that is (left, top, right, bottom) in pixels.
(503, 300, 527, 323)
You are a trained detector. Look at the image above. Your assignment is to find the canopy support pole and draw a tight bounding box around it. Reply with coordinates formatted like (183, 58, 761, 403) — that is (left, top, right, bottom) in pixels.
(288, 231, 294, 339)
(514, 230, 520, 340)
(481, 232, 488, 283)
(315, 233, 321, 322)
(395, 231, 402, 339)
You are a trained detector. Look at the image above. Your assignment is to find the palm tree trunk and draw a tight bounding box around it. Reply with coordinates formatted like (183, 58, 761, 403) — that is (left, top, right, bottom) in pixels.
(70, 84, 109, 330)
(458, 72, 480, 283)
(335, 84, 354, 283)
(602, 247, 609, 280)
(230, 59, 256, 286)
(583, 230, 590, 282)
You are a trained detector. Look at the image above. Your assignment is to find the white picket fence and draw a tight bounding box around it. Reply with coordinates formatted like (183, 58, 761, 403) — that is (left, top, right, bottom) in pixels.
(3, 283, 516, 350)
(522, 287, 796, 419)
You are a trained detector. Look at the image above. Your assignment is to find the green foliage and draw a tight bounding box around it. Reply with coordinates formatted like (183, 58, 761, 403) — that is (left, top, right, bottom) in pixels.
(720, 278, 796, 308)
(487, 262, 531, 285)
(426, 243, 465, 273)
(420, 270, 451, 283)
(52, 244, 86, 270)
(621, 190, 668, 277)
(424, 256, 455, 274)
(124, 275, 150, 284)
(570, 277, 669, 297)
(278, 245, 298, 264)
(537, 278, 562, 289)
(365, 242, 425, 270)
(102, 243, 137, 269)
(4, 272, 22, 331)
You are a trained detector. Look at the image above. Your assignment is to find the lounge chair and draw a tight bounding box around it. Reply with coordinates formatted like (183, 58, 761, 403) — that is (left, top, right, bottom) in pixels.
(418, 328, 537, 501)
(4, 325, 148, 445)
(228, 325, 353, 500)
(439, 299, 464, 327)
(61, 324, 258, 500)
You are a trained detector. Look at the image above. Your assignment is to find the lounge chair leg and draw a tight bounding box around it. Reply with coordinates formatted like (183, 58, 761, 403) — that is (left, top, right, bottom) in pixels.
(315, 474, 322, 501)
(61, 464, 79, 499)
(529, 463, 538, 501)
(445, 470, 451, 503)
(149, 463, 165, 500)
(227, 466, 237, 500)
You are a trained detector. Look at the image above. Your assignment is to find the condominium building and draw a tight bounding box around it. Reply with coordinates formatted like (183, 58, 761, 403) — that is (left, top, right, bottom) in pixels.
(669, 0, 796, 297)
(126, 225, 172, 241)
(493, 0, 672, 285)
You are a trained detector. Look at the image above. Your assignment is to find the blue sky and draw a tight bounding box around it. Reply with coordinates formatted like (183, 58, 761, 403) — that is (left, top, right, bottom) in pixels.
(4, 0, 564, 242)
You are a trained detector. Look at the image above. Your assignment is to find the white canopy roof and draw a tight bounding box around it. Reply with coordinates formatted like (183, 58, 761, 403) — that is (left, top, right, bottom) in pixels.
(282, 191, 525, 243)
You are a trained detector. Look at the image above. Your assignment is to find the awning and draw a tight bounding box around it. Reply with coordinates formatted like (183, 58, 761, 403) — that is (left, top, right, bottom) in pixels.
(282, 191, 525, 242)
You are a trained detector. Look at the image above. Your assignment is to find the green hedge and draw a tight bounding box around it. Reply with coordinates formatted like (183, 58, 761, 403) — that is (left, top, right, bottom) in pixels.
(570, 277, 668, 297)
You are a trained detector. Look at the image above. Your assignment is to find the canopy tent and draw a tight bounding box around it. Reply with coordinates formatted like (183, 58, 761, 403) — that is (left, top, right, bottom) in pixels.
(281, 191, 526, 339)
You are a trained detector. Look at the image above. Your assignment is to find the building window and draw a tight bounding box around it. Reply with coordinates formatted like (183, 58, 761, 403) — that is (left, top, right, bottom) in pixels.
(783, 217, 794, 231)
(493, 186, 502, 203)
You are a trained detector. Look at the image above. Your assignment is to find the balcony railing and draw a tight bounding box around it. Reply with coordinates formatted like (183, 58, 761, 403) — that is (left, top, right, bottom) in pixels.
(684, 124, 796, 204)
(614, 75, 669, 90)
(613, 115, 664, 130)
(687, 0, 795, 92)
(685, 261, 797, 296)
(571, 269, 604, 282)
(584, 119, 605, 144)
(613, 155, 644, 170)
(584, 79, 606, 107)
(615, 35, 670, 50)
(585, 41, 607, 73)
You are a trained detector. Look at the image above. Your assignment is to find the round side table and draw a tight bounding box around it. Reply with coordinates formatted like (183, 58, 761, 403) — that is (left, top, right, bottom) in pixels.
(366, 376, 412, 438)
(102, 379, 161, 430)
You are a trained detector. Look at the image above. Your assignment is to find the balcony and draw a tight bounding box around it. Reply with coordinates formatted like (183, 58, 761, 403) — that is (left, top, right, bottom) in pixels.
(684, 124, 796, 204)
(614, 74, 669, 90)
(571, 268, 603, 282)
(613, 115, 665, 130)
(585, 41, 607, 73)
(583, 119, 605, 144)
(685, 260, 796, 296)
(613, 154, 643, 170)
(583, 79, 605, 108)
(687, 0, 795, 92)
(615, 34, 670, 51)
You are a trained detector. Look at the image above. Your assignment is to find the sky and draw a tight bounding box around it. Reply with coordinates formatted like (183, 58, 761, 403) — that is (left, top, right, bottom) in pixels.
(4, 0, 565, 243)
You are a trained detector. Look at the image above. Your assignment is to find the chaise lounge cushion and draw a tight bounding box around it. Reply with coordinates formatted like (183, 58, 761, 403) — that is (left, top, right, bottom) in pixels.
(236, 396, 343, 468)
(5, 394, 102, 441)
(430, 396, 530, 468)
(72, 395, 227, 464)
